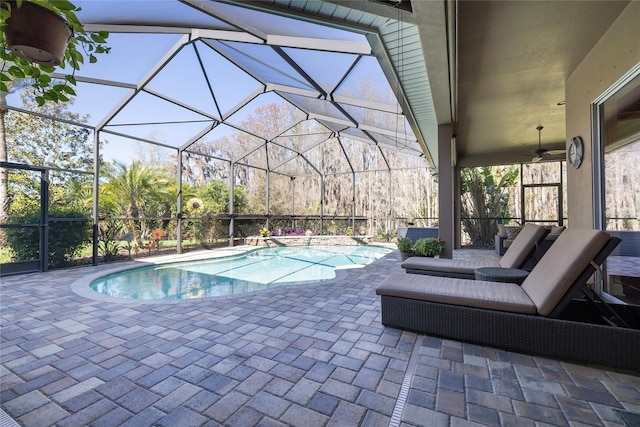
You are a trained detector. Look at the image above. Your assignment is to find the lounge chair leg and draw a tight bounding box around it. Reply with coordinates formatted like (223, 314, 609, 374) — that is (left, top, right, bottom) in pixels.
(581, 287, 630, 328)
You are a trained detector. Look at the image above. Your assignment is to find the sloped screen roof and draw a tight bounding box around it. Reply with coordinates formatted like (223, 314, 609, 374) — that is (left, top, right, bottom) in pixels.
(6, 0, 427, 175)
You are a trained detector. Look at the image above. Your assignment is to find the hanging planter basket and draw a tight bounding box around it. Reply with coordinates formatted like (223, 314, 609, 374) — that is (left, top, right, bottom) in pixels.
(4, 1, 73, 66)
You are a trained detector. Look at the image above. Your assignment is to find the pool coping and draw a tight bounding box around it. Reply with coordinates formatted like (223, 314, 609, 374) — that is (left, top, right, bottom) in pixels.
(70, 244, 395, 304)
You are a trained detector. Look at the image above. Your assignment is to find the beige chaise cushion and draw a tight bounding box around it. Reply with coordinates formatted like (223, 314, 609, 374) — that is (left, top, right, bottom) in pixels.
(376, 272, 537, 314)
(521, 228, 610, 316)
(498, 223, 548, 268)
(400, 257, 499, 275)
(401, 224, 545, 275)
(382, 228, 612, 318)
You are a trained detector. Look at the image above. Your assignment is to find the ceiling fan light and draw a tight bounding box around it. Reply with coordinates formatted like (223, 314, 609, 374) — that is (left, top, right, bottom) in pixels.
(529, 125, 566, 162)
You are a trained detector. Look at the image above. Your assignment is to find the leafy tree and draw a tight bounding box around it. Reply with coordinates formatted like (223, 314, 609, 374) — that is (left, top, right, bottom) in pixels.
(6, 90, 93, 169)
(0, 79, 31, 231)
(182, 143, 231, 185)
(197, 180, 248, 214)
(3, 90, 99, 218)
(460, 165, 519, 247)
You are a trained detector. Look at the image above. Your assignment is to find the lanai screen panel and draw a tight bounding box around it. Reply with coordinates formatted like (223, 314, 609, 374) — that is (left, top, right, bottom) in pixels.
(182, 153, 230, 186)
(324, 174, 354, 216)
(275, 121, 333, 152)
(340, 138, 390, 172)
(5, 0, 431, 213)
(271, 155, 317, 178)
(268, 174, 293, 215)
(390, 168, 439, 225)
(355, 171, 391, 218)
(292, 175, 322, 215)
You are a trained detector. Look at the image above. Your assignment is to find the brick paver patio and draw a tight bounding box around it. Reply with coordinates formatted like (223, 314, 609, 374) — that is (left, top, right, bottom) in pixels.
(1, 247, 639, 426)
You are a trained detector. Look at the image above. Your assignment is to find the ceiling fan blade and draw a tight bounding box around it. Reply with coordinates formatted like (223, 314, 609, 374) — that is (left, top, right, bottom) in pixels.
(546, 149, 566, 155)
(532, 156, 542, 163)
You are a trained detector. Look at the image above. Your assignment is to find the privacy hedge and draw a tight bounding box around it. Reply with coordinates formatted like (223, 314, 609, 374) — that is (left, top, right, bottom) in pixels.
(6, 208, 91, 267)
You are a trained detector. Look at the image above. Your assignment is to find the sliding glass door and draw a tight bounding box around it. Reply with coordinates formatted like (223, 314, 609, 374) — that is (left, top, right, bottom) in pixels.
(594, 68, 640, 305)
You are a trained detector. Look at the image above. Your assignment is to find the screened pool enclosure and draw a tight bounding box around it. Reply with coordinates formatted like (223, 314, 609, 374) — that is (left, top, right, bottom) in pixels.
(1, 1, 438, 273)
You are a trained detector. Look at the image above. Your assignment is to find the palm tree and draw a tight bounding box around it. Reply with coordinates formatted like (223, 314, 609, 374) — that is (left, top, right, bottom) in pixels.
(61, 177, 94, 211)
(460, 166, 519, 247)
(101, 161, 171, 248)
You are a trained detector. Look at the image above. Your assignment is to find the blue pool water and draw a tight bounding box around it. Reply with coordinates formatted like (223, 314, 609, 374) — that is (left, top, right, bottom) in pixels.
(89, 245, 392, 300)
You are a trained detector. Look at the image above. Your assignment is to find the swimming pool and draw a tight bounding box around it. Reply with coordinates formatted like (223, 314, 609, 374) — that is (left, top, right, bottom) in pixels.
(88, 245, 392, 300)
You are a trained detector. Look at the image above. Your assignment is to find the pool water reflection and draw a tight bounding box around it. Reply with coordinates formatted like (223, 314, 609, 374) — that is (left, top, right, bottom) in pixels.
(89, 245, 392, 300)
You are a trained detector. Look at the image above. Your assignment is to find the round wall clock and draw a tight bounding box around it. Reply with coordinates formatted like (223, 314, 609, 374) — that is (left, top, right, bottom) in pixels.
(568, 136, 584, 169)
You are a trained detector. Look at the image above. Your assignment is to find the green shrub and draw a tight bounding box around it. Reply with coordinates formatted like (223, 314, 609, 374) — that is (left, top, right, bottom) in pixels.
(374, 229, 388, 242)
(6, 208, 91, 267)
(397, 236, 413, 253)
(98, 221, 124, 262)
(413, 237, 445, 257)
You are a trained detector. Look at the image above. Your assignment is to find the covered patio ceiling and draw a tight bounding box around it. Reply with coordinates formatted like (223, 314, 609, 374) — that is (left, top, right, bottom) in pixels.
(453, 0, 631, 166)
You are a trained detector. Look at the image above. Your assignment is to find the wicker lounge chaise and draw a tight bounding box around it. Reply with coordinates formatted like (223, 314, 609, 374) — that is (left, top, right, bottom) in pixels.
(377, 229, 640, 370)
(401, 223, 549, 278)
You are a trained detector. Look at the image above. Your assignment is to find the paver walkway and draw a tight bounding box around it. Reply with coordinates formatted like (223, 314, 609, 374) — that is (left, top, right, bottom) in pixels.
(1, 247, 639, 426)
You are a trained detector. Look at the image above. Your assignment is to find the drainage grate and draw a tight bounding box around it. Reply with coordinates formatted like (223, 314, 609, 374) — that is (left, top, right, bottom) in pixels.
(0, 409, 20, 427)
(389, 334, 423, 427)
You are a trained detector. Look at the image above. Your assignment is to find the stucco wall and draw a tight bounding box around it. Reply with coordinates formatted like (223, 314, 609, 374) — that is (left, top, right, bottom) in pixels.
(565, 2, 640, 229)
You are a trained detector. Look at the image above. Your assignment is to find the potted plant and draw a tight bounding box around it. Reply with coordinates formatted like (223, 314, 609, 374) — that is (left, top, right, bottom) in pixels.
(397, 236, 415, 261)
(413, 237, 445, 257)
(3, 1, 73, 65)
(0, 0, 110, 105)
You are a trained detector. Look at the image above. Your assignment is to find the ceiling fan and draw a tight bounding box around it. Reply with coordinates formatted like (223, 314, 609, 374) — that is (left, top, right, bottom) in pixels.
(531, 125, 566, 163)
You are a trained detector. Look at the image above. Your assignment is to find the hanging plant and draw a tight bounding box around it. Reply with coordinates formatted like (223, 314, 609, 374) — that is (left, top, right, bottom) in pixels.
(0, 0, 110, 105)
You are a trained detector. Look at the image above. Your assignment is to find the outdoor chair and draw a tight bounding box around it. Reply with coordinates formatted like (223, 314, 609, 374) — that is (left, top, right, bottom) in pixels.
(377, 229, 640, 371)
(401, 223, 549, 278)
